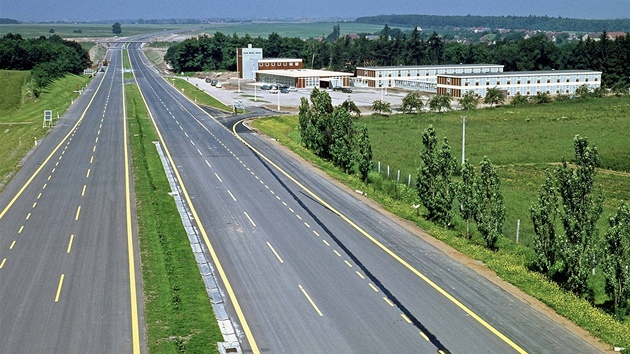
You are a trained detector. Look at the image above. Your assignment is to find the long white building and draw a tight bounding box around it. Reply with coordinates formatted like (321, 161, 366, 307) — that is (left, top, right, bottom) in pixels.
(354, 64, 504, 89)
(435, 70, 602, 98)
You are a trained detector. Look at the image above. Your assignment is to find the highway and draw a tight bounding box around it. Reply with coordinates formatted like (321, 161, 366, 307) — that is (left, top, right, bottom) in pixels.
(0, 45, 142, 353)
(126, 42, 603, 354)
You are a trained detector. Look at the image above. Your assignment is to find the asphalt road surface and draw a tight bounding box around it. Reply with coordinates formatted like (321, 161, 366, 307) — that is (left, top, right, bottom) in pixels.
(127, 42, 603, 354)
(0, 45, 142, 353)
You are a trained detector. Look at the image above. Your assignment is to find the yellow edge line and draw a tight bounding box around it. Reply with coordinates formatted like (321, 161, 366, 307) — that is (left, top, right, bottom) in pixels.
(128, 45, 260, 354)
(123, 45, 141, 354)
(232, 120, 527, 354)
(298, 284, 323, 316)
(55, 274, 65, 302)
(266, 242, 284, 264)
(0, 61, 108, 221)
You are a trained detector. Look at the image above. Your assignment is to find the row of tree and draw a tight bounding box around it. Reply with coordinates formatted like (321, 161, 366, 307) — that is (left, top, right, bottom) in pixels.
(0, 33, 91, 92)
(530, 136, 630, 318)
(355, 15, 630, 32)
(165, 28, 630, 89)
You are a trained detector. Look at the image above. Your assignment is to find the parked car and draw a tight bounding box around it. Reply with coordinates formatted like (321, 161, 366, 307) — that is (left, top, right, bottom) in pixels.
(261, 84, 272, 90)
(280, 88, 289, 93)
(288, 87, 298, 92)
(341, 87, 352, 93)
(215, 82, 222, 88)
(211, 79, 218, 86)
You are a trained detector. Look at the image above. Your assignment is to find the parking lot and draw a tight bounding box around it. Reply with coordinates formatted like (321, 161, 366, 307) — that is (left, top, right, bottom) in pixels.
(187, 77, 415, 114)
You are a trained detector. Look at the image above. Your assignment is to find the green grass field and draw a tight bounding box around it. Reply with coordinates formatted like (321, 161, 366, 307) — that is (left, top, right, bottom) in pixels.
(169, 77, 233, 112)
(200, 22, 406, 38)
(0, 23, 201, 38)
(0, 70, 90, 191)
(251, 95, 630, 349)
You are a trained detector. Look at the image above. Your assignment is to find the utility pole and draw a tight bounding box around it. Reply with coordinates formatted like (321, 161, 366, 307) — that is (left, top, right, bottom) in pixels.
(461, 116, 466, 165)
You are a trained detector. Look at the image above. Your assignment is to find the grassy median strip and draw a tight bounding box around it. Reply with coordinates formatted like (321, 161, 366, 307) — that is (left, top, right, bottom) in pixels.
(167, 77, 233, 112)
(252, 101, 630, 350)
(126, 83, 221, 353)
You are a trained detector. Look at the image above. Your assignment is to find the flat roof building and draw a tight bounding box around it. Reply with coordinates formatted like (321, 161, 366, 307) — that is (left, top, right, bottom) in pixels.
(256, 69, 353, 89)
(237, 44, 263, 80)
(258, 58, 303, 71)
(354, 64, 504, 89)
(436, 70, 602, 98)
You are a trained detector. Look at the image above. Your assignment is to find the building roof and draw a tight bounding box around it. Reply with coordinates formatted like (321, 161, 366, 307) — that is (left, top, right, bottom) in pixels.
(438, 70, 602, 78)
(256, 69, 353, 78)
(259, 58, 303, 63)
(356, 64, 503, 70)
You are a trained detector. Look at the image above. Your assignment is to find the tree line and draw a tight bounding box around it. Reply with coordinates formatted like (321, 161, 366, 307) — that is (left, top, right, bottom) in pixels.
(355, 14, 630, 32)
(0, 33, 91, 94)
(165, 28, 630, 89)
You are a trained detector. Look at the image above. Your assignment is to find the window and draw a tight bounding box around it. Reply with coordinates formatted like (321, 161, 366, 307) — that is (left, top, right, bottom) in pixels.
(265, 63, 269, 66)
(507, 81, 511, 85)
(517, 80, 521, 84)
(576, 78, 580, 82)
(486, 81, 490, 86)
(547, 79, 551, 83)
(595, 77, 598, 81)
(271, 63, 275, 66)
(585, 78, 589, 82)
(557, 79, 560, 83)
(527, 80, 531, 84)
(289, 62, 293, 66)
(465, 82, 469, 86)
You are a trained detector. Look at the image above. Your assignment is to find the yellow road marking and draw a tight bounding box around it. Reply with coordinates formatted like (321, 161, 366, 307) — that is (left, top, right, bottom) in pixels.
(356, 271, 365, 279)
(124, 48, 142, 354)
(47, 175, 51, 181)
(33, 202, 37, 208)
(55, 161, 59, 167)
(369, 283, 379, 292)
(67, 234, 74, 253)
(401, 314, 412, 324)
(37, 193, 41, 200)
(86, 169, 90, 178)
(313, 231, 320, 237)
(333, 250, 341, 257)
(233, 120, 527, 354)
(54, 274, 65, 302)
(420, 331, 430, 341)
(383, 297, 394, 307)
(51, 168, 56, 173)
(304, 222, 310, 228)
(42, 183, 47, 189)
(0, 258, 6, 269)
(299, 284, 323, 316)
(95, 137, 99, 143)
(282, 201, 287, 206)
(276, 195, 281, 200)
(244, 211, 256, 227)
(26, 213, 31, 220)
(322, 240, 330, 246)
(133, 51, 260, 354)
(296, 214, 302, 220)
(75, 206, 81, 220)
(93, 145, 96, 152)
(288, 207, 294, 213)
(82, 184, 87, 196)
(266, 242, 284, 263)
(344, 260, 353, 268)
(90, 156, 94, 164)
(10, 240, 16, 249)
(18, 225, 24, 234)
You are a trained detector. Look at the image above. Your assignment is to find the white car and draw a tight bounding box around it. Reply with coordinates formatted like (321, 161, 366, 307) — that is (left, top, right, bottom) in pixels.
(215, 82, 222, 88)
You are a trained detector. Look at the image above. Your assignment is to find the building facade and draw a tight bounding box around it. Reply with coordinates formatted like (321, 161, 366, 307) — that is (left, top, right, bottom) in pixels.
(236, 44, 263, 80)
(256, 69, 353, 89)
(435, 70, 602, 98)
(354, 64, 504, 88)
(257, 58, 303, 72)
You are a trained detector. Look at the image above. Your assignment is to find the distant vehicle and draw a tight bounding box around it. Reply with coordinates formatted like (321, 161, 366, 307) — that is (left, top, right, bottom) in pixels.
(261, 84, 272, 90)
(341, 87, 352, 93)
(205, 77, 211, 83)
(269, 89, 278, 94)
(288, 87, 298, 92)
(280, 88, 289, 93)
(211, 79, 218, 86)
(215, 82, 222, 88)
(279, 84, 290, 89)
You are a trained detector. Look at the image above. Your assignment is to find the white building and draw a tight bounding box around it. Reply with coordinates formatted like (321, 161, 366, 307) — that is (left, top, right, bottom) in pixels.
(237, 44, 263, 80)
(435, 70, 602, 98)
(256, 69, 353, 89)
(354, 64, 504, 89)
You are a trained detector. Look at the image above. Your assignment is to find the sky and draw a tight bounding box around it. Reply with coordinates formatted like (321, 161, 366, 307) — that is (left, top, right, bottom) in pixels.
(1, 0, 629, 22)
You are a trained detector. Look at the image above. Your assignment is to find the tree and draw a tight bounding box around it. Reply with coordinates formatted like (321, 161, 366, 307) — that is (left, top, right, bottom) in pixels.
(555, 135, 603, 295)
(339, 99, 361, 117)
(371, 100, 392, 116)
(357, 125, 373, 182)
(473, 157, 505, 250)
(484, 87, 505, 107)
(112, 22, 122, 35)
(401, 91, 423, 114)
(459, 91, 480, 111)
(428, 94, 452, 113)
(602, 203, 630, 319)
(457, 159, 478, 238)
(530, 169, 560, 277)
(416, 126, 457, 226)
(49, 28, 55, 34)
(574, 84, 591, 98)
(511, 94, 529, 105)
(533, 91, 551, 104)
(329, 108, 355, 173)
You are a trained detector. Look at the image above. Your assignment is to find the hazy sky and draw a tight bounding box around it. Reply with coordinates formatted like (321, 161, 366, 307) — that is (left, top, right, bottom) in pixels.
(1, 0, 629, 21)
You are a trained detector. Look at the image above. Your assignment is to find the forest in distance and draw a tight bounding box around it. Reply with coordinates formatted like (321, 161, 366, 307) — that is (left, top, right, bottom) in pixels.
(165, 26, 630, 90)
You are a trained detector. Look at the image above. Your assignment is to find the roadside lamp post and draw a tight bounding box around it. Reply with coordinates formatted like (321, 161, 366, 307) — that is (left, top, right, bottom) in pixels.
(277, 89, 280, 111)
(461, 116, 467, 165)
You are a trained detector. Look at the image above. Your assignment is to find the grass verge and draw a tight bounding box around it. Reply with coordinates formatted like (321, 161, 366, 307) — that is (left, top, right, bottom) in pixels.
(0, 71, 90, 191)
(252, 112, 630, 350)
(126, 83, 221, 353)
(167, 77, 232, 112)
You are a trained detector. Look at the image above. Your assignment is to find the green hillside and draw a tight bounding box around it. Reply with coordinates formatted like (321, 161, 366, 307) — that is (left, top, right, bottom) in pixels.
(0, 70, 90, 190)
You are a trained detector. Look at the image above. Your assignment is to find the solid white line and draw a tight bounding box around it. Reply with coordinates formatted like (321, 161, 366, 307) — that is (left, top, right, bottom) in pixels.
(244, 211, 256, 227)
(214, 173, 223, 183)
(227, 190, 237, 201)
(266, 242, 284, 263)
